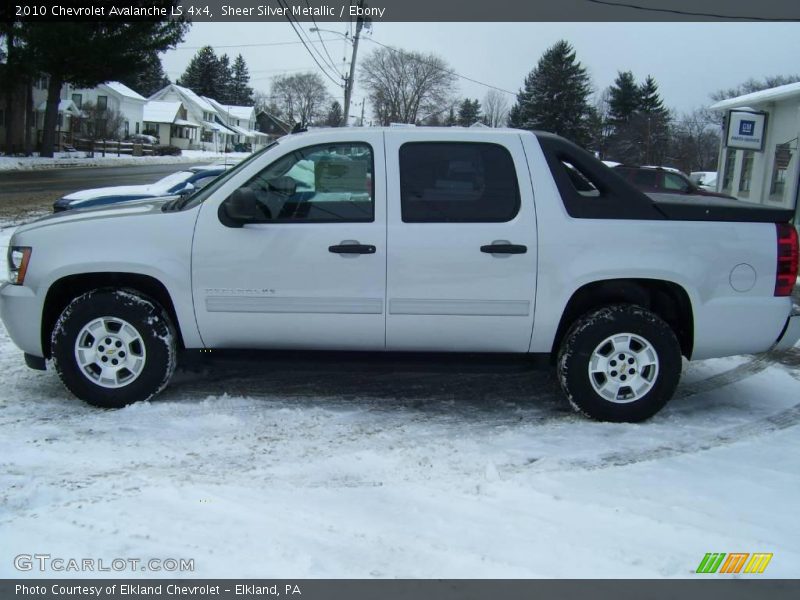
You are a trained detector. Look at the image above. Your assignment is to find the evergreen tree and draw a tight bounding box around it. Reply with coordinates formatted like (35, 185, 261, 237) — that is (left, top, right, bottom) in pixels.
(507, 40, 593, 147)
(457, 98, 482, 126)
(608, 71, 640, 125)
(444, 107, 457, 126)
(118, 50, 170, 97)
(229, 54, 254, 105)
(177, 46, 223, 99)
(324, 101, 343, 127)
(215, 53, 233, 103)
(607, 71, 643, 163)
(635, 75, 670, 165)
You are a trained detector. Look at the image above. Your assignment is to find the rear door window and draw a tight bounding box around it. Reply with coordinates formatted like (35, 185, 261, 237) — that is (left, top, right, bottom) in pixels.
(399, 142, 520, 222)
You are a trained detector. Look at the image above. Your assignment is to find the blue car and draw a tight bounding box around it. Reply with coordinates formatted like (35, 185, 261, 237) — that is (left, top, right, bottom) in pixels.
(53, 165, 231, 212)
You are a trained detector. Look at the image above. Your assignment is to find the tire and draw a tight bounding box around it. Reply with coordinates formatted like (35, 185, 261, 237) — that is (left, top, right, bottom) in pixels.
(51, 289, 177, 408)
(557, 304, 681, 422)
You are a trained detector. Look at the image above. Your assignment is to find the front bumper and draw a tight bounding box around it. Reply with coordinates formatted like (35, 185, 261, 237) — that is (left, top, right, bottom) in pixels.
(773, 306, 800, 352)
(0, 281, 44, 357)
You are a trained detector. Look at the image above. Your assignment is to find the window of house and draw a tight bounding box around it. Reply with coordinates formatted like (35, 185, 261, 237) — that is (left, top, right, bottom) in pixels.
(239, 142, 374, 223)
(399, 142, 519, 223)
(769, 143, 793, 201)
(71, 94, 82, 109)
(738, 150, 754, 196)
(721, 149, 737, 191)
(124, 121, 130, 137)
(135, 122, 140, 134)
(97, 96, 107, 110)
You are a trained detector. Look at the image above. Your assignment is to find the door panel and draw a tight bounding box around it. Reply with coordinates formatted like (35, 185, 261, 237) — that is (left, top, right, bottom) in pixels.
(385, 133, 537, 352)
(191, 133, 386, 350)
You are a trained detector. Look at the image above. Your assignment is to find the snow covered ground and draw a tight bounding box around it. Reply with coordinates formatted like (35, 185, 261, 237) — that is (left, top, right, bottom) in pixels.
(0, 220, 798, 579)
(0, 150, 251, 172)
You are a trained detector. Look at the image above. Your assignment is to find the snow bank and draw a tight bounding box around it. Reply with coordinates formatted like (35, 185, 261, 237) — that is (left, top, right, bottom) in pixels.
(0, 151, 251, 172)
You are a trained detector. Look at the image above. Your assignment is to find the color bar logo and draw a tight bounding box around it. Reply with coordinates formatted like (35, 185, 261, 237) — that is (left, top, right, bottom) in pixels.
(696, 553, 773, 574)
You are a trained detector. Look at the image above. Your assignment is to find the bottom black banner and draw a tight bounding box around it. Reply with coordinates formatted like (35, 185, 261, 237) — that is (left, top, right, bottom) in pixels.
(2, 580, 799, 600)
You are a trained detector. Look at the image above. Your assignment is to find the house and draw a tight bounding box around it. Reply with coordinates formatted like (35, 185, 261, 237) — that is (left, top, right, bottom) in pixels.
(710, 82, 800, 223)
(148, 84, 236, 151)
(256, 109, 292, 141)
(143, 100, 199, 148)
(61, 81, 147, 139)
(1, 74, 55, 153)
(204, 98, 270, 149)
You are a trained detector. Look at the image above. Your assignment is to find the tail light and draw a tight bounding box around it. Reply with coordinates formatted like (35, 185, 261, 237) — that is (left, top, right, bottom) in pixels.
(775, 223, 799, 297)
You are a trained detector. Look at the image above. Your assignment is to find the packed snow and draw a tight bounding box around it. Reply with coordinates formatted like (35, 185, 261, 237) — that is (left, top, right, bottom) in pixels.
(0, 219, 798, 579)
(0, 151, 251, 172)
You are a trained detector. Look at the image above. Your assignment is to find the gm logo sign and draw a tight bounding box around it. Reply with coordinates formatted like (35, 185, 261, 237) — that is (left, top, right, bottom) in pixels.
(739, 120, 756, 136)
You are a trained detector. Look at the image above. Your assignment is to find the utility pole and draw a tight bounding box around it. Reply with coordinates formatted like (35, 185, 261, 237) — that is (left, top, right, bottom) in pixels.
(343, 0, 367, 127)
(359, 98, 365, 127)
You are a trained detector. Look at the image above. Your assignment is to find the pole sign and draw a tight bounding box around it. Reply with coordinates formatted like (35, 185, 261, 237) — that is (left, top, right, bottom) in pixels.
(726, 110, 767, 151)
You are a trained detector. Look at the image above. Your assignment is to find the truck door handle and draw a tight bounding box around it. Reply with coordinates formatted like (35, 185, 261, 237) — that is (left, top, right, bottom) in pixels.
(480, 243, 527, 254)
(329, 243, 376, 254)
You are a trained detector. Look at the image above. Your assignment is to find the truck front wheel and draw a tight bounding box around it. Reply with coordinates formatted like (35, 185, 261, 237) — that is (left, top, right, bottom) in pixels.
(557, 304, 681, 422)
(51, 289, 177, 408)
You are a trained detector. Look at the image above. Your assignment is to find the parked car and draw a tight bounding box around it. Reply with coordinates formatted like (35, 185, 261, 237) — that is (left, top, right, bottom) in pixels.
(691, 171, 719, 191)
(3, 128, 798, 422)
(613, 165, 734, 199)
(127, 133, 159, 145)
(53, 165, 232, 212)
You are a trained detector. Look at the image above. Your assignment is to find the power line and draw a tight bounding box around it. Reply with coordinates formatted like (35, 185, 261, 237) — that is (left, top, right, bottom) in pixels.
(364, 37, 517, 96)
(581, 0, 796, 21)
(305, 0, 342, 76)
(175, 38, 339, 50)
(276, 0, 344, 88)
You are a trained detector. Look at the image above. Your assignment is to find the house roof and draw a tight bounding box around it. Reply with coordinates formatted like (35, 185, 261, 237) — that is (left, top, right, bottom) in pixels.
(143, 101, 182, 124)
(256, 109, 292, 133)
(102, 81, 146, 101)
(204, 97, 254, 121)
(171, 86, 216, 113)
(203, 120, 237, 135)
(710, 81, 800, 110)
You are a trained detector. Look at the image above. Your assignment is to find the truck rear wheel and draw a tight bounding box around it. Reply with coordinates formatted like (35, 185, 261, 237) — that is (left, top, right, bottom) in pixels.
(51, 289, 177, 408)
(557, 304, 681, 422)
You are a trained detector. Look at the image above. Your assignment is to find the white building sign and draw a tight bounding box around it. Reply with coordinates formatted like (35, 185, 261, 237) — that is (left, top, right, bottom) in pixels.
(726, 110, 767, 151)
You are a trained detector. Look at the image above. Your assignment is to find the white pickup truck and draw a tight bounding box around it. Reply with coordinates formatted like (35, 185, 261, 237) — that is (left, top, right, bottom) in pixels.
(2, 128, 798, 421)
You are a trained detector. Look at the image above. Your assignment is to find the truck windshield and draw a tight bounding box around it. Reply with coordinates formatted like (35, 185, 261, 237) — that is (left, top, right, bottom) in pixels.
(175, 141, 281, 211)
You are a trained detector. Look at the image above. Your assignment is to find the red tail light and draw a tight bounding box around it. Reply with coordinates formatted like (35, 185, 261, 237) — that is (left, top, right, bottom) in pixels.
(775, 223, 799, 297)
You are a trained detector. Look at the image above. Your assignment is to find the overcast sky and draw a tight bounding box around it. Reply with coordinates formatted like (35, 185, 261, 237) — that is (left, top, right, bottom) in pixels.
(161, 22, 800, 117)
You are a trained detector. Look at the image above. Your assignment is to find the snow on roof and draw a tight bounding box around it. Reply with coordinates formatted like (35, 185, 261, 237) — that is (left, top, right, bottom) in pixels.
(710, 81, 800, 111)
(143, 101, 182, 124)
(173, 85, 216, 113)
(203, 97, 254, 121)
(36, 99, 81, 114)
(102, 81, 146, 101)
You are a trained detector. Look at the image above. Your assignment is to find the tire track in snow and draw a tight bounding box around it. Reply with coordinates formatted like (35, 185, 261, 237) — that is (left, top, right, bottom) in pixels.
(674, 353, 771, 400)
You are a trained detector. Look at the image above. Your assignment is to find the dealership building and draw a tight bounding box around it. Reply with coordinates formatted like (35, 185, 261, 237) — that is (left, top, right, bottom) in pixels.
(711, 82, 800, 223)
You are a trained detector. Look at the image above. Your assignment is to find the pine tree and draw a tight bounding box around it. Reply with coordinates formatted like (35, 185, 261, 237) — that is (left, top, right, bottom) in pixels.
(457, 98, 482, 126)
(229, 54, 254, 105)
(635, 75, 670, 165)
(215, 53, 233, 104)
(607, 71, 644, 164)
(177, 46, 222, 99)
(118, 50, 170, 97)
(444, 107, 457, 127)
(507, 40, 593, 147)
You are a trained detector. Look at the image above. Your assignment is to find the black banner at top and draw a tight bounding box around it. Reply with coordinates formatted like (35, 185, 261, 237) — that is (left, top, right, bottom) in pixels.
(3, 0, 800, 22)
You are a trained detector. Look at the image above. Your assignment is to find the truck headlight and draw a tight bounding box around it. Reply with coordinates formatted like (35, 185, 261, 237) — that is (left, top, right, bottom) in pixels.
(8, 247, 32, 285)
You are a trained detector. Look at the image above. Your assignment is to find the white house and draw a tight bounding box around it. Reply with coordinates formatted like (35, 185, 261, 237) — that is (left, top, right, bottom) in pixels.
(62, 81, 147, 139)
(148, 84, 236, 151)
(710, 82, 800, 222)
(142, 100, 201, 148)
(204, 98, 269, 149)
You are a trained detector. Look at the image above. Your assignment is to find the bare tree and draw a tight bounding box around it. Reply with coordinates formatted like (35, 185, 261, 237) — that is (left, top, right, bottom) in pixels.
(483, 89, 509, 127)
(711, 74, 800, 103)
(72, 101, 125, 141)
(270, 73, 331, 128)
(667, 108, 721, 173)
(359, 46, 457, 125)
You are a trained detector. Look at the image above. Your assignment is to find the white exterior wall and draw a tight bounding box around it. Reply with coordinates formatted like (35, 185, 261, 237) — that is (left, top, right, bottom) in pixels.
(717, 99, 800, 213)
(63, 84, 146, 138)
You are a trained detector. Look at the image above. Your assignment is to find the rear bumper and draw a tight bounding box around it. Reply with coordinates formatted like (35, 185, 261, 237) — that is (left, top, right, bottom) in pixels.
(773, 307, 800, 352)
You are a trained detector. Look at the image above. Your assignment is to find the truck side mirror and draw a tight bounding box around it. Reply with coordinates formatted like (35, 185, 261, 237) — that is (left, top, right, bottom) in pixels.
(219, 187, 268, 227)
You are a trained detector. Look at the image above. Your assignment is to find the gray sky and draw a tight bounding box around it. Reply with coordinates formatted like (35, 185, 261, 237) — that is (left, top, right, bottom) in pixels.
(161, 22, 800, 116)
